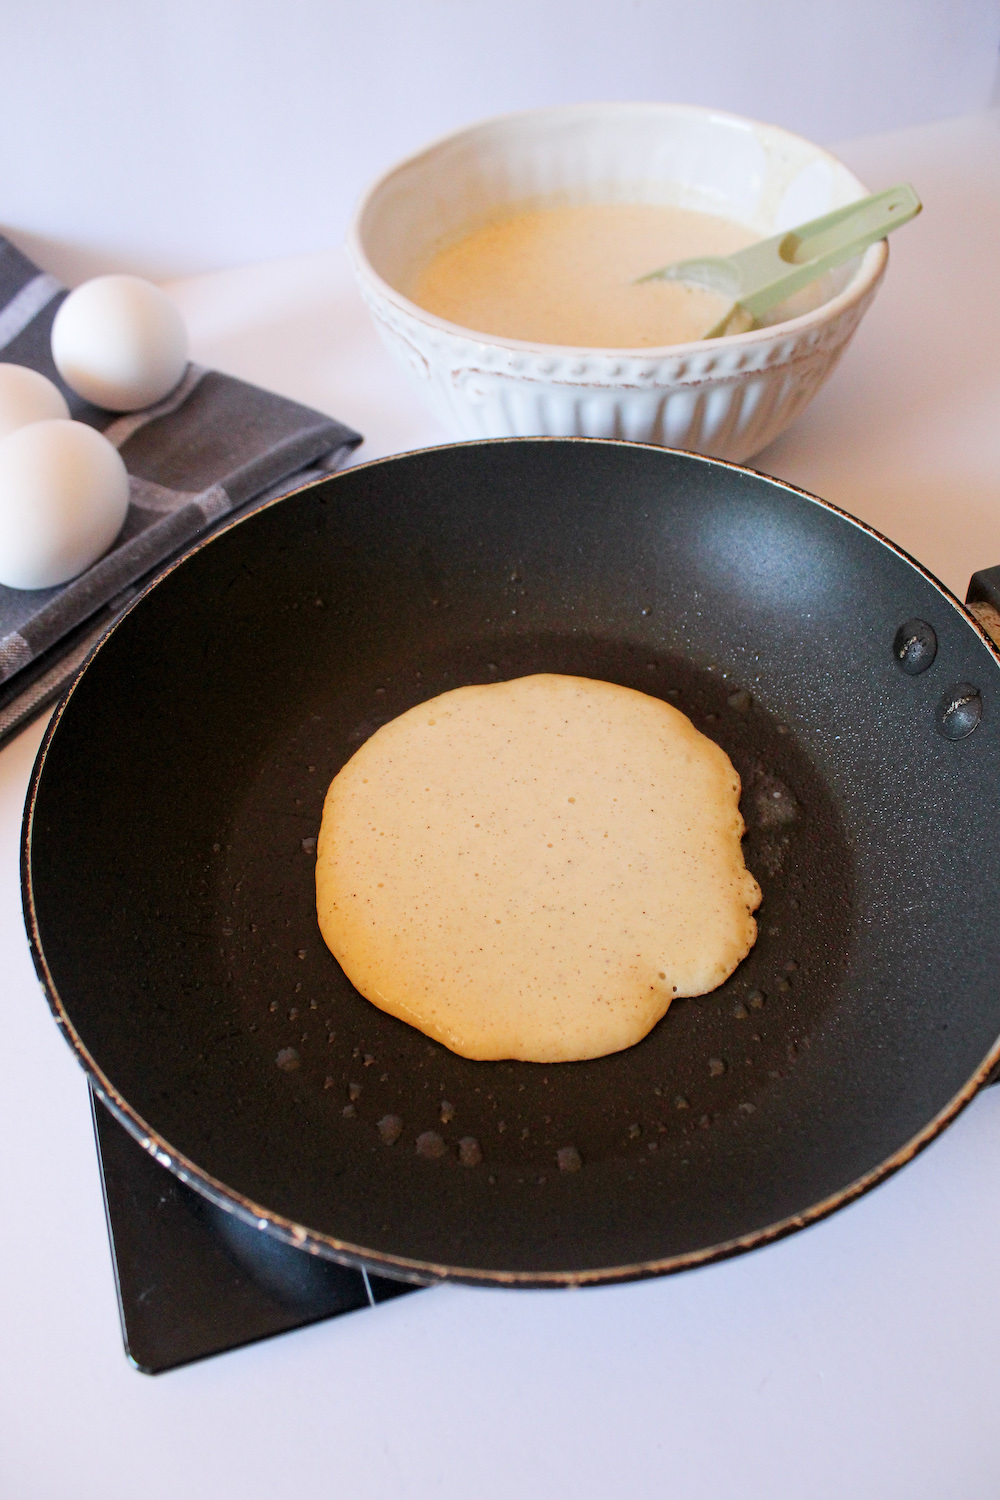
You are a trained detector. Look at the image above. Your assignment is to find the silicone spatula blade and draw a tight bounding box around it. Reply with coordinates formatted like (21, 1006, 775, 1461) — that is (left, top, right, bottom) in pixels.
(638, 183, 921, 339)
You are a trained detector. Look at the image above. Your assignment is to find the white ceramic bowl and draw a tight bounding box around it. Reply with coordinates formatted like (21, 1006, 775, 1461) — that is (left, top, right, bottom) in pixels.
(349, 103, 887, 462)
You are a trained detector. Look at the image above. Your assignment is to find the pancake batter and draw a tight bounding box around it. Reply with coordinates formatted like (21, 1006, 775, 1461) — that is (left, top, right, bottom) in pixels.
(409, 201, 758, 348)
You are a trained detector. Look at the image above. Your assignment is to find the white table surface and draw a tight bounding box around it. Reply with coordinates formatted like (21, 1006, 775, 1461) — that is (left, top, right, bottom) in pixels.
(2, 109, 1000, 1500)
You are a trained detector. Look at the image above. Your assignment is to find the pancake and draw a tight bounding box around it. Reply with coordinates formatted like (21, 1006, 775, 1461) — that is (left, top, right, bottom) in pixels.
(315, 674, 761, 1063)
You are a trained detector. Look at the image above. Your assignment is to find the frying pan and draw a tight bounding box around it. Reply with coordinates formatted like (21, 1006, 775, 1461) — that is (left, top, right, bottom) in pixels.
(22, 438, 1000, 1287)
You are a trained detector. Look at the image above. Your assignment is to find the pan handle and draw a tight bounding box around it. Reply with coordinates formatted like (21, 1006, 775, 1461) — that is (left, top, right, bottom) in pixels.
(966, 569, 1000, 1086)
(966, 566, 1000, 647)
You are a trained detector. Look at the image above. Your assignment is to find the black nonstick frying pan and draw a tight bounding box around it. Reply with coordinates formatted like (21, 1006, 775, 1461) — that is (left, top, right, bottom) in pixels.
(22, 438, 1000, 1287)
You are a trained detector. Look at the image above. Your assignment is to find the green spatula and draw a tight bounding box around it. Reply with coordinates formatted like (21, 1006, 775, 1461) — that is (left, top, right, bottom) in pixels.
(637, 182, 921, 338)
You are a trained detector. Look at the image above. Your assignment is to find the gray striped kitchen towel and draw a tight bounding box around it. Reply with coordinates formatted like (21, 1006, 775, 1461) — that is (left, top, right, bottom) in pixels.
(0, 236, 361, 745)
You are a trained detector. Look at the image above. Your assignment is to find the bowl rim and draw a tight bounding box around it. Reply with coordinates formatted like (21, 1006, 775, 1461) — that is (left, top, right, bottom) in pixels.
(347, 100, 888, 362)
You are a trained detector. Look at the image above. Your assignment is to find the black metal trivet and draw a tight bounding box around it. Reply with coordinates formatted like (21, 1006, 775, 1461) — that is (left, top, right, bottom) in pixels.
(91, 1087, 419, 1373)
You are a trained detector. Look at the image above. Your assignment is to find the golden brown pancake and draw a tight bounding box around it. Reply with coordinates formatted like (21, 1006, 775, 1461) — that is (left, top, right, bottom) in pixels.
(316, 674, 760, 1062)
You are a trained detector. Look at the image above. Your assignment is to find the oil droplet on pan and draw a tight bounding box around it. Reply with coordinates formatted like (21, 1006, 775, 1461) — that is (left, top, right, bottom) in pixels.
(458, 1136, 482, 1166)
(416, 1130, 447, 1159)
(377, 1114, 403, 1145)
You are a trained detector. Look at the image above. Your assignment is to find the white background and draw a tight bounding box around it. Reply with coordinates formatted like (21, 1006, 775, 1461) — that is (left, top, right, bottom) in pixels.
(3, 11, 1000, 1499)
(0, 104, 999, 1498)
(2, 0, 999, 280)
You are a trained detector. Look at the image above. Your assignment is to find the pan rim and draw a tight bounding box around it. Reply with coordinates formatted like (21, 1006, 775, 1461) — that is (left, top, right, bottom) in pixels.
(22, 435, 1000, 1288)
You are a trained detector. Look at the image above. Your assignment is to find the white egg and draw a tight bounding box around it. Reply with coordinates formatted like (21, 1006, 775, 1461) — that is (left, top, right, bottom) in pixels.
(51, 275, 189, 412)
(0, 364, 70, 439)
(0, 419, 130, 590)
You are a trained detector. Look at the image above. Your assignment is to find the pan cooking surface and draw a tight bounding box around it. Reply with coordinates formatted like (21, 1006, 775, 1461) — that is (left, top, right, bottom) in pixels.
(224, 636, 852, 1213)
(25, 440, 1000, 1282)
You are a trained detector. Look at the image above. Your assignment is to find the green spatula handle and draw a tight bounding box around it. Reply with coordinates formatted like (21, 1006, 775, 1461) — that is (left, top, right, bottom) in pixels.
(640, 182, 921, 323)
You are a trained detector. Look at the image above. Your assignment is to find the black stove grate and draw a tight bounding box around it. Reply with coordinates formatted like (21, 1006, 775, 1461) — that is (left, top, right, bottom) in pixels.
(91, 1087, 418, 1374)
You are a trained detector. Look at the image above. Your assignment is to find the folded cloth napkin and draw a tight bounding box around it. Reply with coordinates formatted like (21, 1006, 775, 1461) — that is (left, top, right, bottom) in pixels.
(0, 236, 361, 745)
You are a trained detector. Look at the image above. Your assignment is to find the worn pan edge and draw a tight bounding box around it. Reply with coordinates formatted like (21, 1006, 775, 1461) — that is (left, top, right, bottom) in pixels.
(21, 436, 1000, 1288)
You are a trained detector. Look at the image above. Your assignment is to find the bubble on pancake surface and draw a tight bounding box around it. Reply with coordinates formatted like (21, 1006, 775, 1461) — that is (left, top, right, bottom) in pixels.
(315, 674, 760, 1063)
